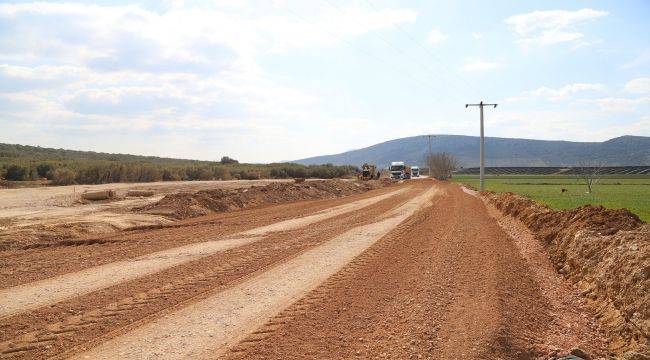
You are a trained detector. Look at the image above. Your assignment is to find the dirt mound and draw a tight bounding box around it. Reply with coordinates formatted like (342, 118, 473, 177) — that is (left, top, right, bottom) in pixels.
(136, 180, 387, 220)
(486, 192, 648, 355)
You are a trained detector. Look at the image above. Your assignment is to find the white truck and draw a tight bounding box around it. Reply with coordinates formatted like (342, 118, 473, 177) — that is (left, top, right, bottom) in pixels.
(389, 161, 405, 180)
(412, 166, 420, 177)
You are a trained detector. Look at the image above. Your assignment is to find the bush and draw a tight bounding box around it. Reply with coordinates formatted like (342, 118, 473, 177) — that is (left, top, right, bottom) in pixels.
(213, 167, 231, 180)
(240, 171, 260, 180)
(162, 169, 181, 181)
(36, 163, 52, 179)
(52, 168, 76, 185)
(220, 156, 238, 164)
(197, 168, 213, 180)
(5, 165, 27, 181)
(138, 164, 162, 182)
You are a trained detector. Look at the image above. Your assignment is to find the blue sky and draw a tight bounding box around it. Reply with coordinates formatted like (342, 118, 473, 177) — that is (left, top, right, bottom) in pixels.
(0, 0, 648, 162)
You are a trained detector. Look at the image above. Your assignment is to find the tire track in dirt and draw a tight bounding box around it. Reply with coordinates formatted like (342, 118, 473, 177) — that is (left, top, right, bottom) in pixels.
(0, 188, 407, 318)
(223, 182, 607, 359)
(0, 185, 425, 359)
(68, 186, 439, 359)
(1, 184, 401, 289)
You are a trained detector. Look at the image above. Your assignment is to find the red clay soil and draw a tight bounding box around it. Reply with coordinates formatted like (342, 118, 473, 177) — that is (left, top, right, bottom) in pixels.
(224, 182, 607, 360)
(0, 185, 422, 360)
(486, 191, 649, 356)
(136, 179, 387, 219)
(0, 182, 399, 289)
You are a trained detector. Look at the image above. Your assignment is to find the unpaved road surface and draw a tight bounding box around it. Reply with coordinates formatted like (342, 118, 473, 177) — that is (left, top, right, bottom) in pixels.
(0, 179, 310, 249)
(0, 180, 607, 359)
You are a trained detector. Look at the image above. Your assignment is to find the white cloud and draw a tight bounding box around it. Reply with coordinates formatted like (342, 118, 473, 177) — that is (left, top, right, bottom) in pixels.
(471, 32, 483, 40)
(427, 28, 448, 44)
(621, 51, 650, 69)
(0, 1, 418, 162)
(505, 8, 607, 46)
(506, 83, 603, 102)
(625, 77, 650, 94)
(460, 59, 502, 72)
(570, 38, 603, 50)
(583, 97, 650, 112)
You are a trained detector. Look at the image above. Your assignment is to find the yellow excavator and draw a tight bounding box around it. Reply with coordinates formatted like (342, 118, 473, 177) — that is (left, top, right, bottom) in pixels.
(359, 163, 378, 180)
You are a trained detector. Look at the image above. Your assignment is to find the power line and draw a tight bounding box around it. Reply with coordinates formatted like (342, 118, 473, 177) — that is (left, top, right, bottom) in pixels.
(270, 0, 464, 103)
(465, 101, 497, 191)
(363, 0, 484, 98)
(321, 0, 471, 102)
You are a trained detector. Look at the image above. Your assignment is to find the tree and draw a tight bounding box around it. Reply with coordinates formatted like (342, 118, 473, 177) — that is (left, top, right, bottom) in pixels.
(52, 168, 76, 185)
(574, 162, 604, 194)
(213, 167, 231, 180)
(36, 164, 53, 179)
(197, 168, 213, 180)
(5, 165, 27, 181)
(220, 156, 238, 164)
(426, 153, 458, 180)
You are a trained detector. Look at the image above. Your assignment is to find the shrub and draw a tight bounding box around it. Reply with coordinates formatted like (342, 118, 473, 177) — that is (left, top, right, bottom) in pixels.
(213, 167, 231, 180)
(162, 169, 181, 181)
(52, 168, 76, 185)
(36, 164, 52, 179)
(5, 165, 27, 181)
(220, 156, 238, 164)
(240, 171, 260, 180)
(197, 168, 213, 180)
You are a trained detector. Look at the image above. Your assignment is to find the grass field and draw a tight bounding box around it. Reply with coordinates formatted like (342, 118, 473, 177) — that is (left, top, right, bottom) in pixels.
(452, 174, 650, 222)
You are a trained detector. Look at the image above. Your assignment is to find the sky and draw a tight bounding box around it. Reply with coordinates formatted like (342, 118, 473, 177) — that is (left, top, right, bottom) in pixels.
(0, 0, 649, 163)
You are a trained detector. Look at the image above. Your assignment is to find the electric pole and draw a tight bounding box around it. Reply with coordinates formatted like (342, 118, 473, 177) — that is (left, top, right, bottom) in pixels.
(465, 101, 497, 191)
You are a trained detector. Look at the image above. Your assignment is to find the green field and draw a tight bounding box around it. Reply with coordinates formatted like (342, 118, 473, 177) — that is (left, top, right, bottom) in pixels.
(451, 174, 650, 222)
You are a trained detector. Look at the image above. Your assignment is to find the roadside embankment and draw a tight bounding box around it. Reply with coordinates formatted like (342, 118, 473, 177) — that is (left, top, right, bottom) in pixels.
(0, 179, 390, 250)
(485, 191, 648, 356)
(136, 179, 390, 220)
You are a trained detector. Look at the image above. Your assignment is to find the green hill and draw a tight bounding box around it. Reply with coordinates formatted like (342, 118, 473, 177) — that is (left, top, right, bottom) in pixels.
(0, 143, 355, 184)
(293, 135, 650, 168)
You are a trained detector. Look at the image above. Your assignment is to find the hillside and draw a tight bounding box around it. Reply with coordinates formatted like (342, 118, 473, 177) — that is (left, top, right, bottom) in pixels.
(293, 135, 650, 167)
(0, 143, 355, 184)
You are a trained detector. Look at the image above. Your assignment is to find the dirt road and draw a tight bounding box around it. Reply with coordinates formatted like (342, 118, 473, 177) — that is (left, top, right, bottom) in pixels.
(0, 180, 607, 359)
(0, 179, 314, 250)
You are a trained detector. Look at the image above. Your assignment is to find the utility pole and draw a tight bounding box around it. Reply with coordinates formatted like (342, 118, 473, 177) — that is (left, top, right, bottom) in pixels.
(465, 101, 497, 191)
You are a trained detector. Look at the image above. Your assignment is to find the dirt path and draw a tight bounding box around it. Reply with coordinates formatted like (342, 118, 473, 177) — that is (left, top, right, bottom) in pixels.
(222, 182, 607, 359)
(0, 188, 406, 318)
(0, 178, 343, 250)
(72, 187, 439, 359)
(0, 180, 609, 359)
(0, 182, 400, 288)
(0, 183, 421, 359)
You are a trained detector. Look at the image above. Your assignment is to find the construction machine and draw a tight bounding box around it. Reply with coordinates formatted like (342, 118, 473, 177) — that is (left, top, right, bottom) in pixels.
(359, 163, 378, 180)
(403, 165, 412, 179)
(412, 166, 420, 177)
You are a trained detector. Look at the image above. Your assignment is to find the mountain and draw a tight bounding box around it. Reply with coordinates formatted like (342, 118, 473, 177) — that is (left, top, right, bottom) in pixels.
(293, 135, 650, 167)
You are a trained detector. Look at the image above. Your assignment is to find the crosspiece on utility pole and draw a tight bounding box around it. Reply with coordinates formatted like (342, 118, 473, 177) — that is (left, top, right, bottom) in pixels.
(465, 101, 497, 191)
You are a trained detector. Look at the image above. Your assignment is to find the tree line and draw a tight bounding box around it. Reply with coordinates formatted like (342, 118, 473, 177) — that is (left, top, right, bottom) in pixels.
(0, 144, 357, 185)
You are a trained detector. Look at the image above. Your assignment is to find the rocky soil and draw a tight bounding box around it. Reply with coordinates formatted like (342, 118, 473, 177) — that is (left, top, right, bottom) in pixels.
(486, 192, 649, 356)
(136, 179, 389, 219)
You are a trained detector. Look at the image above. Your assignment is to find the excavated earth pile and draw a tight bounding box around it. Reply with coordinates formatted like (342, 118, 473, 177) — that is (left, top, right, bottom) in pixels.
(137, 180, 388, 220)
(486, 192, 649, 356)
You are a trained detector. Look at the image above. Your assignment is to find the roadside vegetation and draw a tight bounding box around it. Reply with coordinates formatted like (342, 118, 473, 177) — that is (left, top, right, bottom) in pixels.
(426, 153, 458, 180)
(452, 174, 650, 221)
(0, 143, 357, 186)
